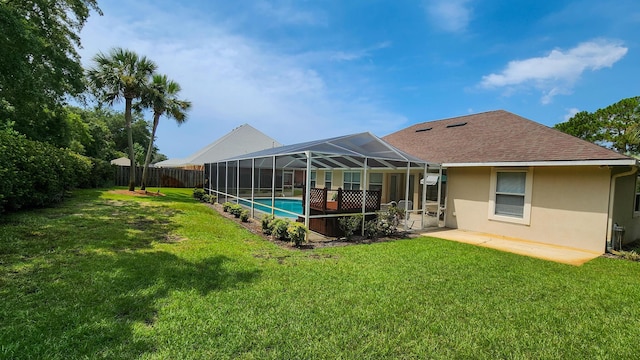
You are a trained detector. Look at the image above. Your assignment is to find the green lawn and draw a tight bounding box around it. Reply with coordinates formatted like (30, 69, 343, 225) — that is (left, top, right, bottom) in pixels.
(2, 188, 640, 359)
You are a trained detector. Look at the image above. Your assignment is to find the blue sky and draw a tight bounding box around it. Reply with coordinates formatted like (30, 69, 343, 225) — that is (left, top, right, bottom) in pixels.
(78, 0, 640, 159)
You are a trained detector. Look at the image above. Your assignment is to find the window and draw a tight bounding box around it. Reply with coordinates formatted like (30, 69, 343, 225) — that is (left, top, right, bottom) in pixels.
(369, 173, 383, 191)
(489, 168, 533, 225)
(310, 171, 316, 188)
(325, 172, 332, 189)
(343, 171, 361, 190)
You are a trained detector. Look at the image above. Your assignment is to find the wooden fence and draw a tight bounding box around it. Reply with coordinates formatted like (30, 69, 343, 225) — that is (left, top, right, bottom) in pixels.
(114, 166, 204, 188)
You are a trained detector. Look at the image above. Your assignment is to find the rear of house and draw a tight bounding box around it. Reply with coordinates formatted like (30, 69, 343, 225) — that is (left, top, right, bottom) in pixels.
(384, 110, 639, 253)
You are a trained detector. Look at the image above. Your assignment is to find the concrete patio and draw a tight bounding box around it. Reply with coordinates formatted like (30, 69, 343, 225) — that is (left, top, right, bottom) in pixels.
(420, 228, 602, 266)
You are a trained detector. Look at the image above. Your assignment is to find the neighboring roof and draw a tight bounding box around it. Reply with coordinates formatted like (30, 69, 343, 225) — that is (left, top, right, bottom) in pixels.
(383, 110, 636, 166)
(156, 124, 282, 167)
(218, 132, 432, 169)
(110, 157, 131, 166)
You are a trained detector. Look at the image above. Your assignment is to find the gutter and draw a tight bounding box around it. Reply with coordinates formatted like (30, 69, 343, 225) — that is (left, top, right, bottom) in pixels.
(606, 165, 638, 251)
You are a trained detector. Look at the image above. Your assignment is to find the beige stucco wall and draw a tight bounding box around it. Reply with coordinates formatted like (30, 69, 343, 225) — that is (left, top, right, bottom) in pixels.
(444, 166, 613, 253)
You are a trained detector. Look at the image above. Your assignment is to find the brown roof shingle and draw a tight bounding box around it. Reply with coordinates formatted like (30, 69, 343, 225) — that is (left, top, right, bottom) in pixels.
(382, 110, 631, 164)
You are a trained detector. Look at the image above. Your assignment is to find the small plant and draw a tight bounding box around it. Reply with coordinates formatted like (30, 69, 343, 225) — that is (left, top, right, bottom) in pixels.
(287, 222, 308, 246)
(222, 202, 233, 212)
(207, 194, 217, 204)
(230, 204, 243, 218)
(338, 214, 363, 241)
(364, 219, 380, 239)
(272, 218, 290, 240)
(261, 215, 276, 235)
(240, 209, 250, 222)
(193, 188, 205, 201)
(611, 250, 640, 261)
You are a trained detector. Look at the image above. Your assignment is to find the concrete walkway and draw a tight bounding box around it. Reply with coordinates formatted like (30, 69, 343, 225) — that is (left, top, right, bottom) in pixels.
(420, 228, 602, 266)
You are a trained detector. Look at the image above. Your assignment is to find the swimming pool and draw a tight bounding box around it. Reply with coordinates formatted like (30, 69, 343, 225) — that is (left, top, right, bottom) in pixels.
(239, 198, 303, 218)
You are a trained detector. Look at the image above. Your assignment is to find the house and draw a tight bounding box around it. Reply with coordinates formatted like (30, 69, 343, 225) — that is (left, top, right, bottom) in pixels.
(383, 110, 639, 253)
(110, 157, 131, 166)
(156, 124, 283, 169)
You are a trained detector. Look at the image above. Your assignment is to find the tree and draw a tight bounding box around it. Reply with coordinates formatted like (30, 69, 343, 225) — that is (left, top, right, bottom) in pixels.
(555, 96, 640, 155)
(0, 0, 101, 146)
(87, 48, 157, 191)
(63, 106, 163, 162)
(137, 74, 191, 190)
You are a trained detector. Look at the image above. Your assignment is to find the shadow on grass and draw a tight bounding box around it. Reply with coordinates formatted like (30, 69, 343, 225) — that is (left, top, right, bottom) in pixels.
(0, 188, 261, 359)
(1, 251, 261, 359)
(0, 190, 188, 260)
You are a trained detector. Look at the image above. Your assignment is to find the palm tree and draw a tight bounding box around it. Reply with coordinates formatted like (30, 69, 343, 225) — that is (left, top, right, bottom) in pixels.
(138, 74, 191, 190)
(87, 48, 157, 191)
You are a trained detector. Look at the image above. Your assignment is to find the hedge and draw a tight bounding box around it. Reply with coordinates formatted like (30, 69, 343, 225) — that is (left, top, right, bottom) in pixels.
(0, 131, 113, 213)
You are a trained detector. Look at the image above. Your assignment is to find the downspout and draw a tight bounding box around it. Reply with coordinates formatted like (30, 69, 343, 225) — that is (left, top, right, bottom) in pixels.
(606, 165, 637, 251)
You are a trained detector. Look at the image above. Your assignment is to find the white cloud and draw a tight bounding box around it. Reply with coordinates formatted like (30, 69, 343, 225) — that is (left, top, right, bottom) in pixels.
(480, 39, 628, 104)
(79, 3, 405, 158)
(563, 108, 580, 121)
(329, 41, 391, 62)
(425, 0, 472, 33)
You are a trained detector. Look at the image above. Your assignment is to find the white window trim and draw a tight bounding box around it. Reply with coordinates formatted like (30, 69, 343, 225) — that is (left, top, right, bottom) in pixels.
(343, 171, 361, 190)
(488, 167, 533, 225)
(325, 171, 332, 189)
(310, 171, 316, 188)
(369, 173, 383, 191)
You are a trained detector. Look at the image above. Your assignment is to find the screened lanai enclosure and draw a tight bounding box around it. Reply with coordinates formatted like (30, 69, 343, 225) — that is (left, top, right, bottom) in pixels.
(204, 132, 444, 238)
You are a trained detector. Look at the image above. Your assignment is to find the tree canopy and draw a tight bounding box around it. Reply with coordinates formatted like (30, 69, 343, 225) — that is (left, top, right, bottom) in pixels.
(63, 106, 164, 163)
(0, 0, 101, 146)
(554, 96, 640, 155)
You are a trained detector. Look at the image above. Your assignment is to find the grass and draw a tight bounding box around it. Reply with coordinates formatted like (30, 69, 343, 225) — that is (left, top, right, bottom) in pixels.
(2, 187, 640, 359)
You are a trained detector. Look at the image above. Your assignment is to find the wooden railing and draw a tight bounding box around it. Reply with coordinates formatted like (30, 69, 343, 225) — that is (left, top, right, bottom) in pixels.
(303, 187, 381, 213)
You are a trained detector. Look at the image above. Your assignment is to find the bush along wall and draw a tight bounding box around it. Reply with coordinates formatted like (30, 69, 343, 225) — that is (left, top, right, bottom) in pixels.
(0, 131, 112, 213)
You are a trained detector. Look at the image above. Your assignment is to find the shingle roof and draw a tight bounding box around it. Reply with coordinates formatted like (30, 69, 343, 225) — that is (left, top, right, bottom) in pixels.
(383, 110, 633, 165)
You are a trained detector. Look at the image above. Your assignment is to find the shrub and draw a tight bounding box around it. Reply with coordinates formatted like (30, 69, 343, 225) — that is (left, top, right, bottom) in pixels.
(364, 219, 380, 239)
(338, 214, 363, 241)
(272, 218, 290, 240)
(208, 194, 217, 204)
(287, 222, 308, 246)
(193, 188, 205, 200)
(222, 202, 233, 212)
(261, 214, 276, 235)
(0, 130, 103, 213)
(363, 210, 399, 239)
(240, 209, 250, 222)
(230, 204, 243, 218)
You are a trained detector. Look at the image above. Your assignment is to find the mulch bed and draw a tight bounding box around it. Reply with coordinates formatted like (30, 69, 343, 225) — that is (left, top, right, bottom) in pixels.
(206, 202, 415, 250)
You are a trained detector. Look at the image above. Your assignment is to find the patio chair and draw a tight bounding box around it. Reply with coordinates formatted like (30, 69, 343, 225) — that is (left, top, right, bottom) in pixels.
(380, 201, 397, 211)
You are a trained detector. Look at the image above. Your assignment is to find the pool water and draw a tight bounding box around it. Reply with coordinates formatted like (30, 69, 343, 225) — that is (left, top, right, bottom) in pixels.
(239, 198, 303, 218)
